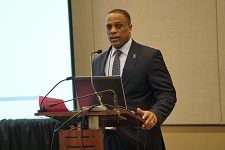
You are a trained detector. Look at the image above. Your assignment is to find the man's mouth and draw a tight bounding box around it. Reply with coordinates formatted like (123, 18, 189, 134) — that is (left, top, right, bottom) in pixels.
(111, 36, 119, 42)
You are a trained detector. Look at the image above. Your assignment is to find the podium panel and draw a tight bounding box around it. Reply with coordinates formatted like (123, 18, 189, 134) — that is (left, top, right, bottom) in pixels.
(59, 129, 103, 150)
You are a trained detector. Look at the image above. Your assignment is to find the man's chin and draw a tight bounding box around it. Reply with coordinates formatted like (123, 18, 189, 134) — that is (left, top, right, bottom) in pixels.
(111, 42, 122, 49)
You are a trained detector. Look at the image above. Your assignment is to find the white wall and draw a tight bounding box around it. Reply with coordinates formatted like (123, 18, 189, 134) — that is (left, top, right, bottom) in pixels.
(0, 0, 73, 119)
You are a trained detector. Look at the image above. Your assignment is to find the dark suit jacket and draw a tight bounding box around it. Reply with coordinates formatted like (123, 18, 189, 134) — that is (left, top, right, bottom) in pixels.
(92, 40, 176, 150)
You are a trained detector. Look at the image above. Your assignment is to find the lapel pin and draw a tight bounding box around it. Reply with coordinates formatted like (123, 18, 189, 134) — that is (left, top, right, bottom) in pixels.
(133, 54, 136, 58)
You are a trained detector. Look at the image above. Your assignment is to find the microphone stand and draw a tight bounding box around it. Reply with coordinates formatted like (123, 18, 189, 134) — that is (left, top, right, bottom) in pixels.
(38, 76, 73, 112)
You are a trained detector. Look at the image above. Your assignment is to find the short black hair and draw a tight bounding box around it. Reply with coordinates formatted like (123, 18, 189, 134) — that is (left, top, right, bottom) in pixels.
(107, 9, 131, 25)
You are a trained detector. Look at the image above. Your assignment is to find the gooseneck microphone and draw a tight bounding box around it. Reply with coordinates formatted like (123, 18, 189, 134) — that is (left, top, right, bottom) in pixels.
(90, 50, 104, 105)
(38, 76, 73, 112)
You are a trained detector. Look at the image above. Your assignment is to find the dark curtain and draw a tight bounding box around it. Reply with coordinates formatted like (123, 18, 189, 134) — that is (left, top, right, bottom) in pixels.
(0, 119, 60, 150)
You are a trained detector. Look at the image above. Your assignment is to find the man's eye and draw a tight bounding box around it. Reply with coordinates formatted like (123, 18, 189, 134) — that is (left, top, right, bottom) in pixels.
(116, 24, 122, 29)
(106, 26, 111, 30)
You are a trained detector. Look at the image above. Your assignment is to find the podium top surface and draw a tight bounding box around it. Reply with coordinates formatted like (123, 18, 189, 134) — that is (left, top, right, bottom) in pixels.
(35, 109, 145, 127)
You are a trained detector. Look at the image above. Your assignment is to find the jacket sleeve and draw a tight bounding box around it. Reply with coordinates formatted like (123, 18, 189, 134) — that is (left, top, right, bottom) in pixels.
(148, 50, 177, 124)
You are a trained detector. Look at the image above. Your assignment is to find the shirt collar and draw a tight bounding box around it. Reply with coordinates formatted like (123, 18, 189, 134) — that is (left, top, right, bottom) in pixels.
(111, 38, 132, 56)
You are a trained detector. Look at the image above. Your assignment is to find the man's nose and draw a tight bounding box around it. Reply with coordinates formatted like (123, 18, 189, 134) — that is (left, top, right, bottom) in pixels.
(110, 26, 117, 33)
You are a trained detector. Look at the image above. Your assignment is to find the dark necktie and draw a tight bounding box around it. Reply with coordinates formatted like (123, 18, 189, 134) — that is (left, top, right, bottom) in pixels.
(112, 50, 122, 75)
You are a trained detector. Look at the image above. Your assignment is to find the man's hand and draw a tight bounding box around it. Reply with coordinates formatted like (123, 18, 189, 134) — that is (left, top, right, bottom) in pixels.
(137, 108, 158, 130)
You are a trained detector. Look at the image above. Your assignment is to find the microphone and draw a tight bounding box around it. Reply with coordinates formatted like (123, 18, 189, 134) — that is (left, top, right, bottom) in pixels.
(90, 50, 105, 106)
(49, 89, 117, 110)
(95, 49, 103, 54)
(38, 76, 73, 112)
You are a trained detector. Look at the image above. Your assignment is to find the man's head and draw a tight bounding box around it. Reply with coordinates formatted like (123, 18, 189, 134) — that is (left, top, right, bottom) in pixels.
(105, 9, 132, 49)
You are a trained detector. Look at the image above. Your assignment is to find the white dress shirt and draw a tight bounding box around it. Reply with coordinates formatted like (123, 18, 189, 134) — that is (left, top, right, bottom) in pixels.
(104, 38, 132, 76)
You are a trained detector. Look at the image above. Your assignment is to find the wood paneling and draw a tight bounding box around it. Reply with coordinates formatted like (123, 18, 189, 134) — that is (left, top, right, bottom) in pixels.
(72, 0, 94, 76)
(217, 0, 225, 124)
(162, 126, 225, 150)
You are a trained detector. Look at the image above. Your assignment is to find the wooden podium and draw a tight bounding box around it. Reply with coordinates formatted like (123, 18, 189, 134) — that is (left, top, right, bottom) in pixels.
(35, 109, 144, 150)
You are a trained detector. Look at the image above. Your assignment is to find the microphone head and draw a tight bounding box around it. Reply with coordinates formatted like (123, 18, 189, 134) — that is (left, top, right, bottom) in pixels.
(91, 50, 102, 55)
(66, 76, 74, 80)
(96, 50, 102, 54)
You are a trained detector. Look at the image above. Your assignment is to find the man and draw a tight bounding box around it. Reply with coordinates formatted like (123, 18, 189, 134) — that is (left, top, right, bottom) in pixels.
(92, 9, 176, 150)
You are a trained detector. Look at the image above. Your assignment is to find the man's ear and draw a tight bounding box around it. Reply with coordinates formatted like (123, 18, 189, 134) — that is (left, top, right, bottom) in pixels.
(128, 24, 132, 32)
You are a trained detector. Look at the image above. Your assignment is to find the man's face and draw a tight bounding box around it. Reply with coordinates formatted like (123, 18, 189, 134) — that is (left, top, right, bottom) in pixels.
(106, 13, 132, 49)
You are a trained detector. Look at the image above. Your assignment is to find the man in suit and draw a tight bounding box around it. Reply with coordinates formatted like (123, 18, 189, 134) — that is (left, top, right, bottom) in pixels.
(92, 9, 176, 150)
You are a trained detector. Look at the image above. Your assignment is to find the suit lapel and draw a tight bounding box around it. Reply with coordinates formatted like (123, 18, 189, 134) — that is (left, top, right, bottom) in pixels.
(99, 47, 112, 76)
(122, 40, 140, 87)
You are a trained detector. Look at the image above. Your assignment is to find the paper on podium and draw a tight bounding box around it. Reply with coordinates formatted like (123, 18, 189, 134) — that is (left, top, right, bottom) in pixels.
(39, 96, 69, 112)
